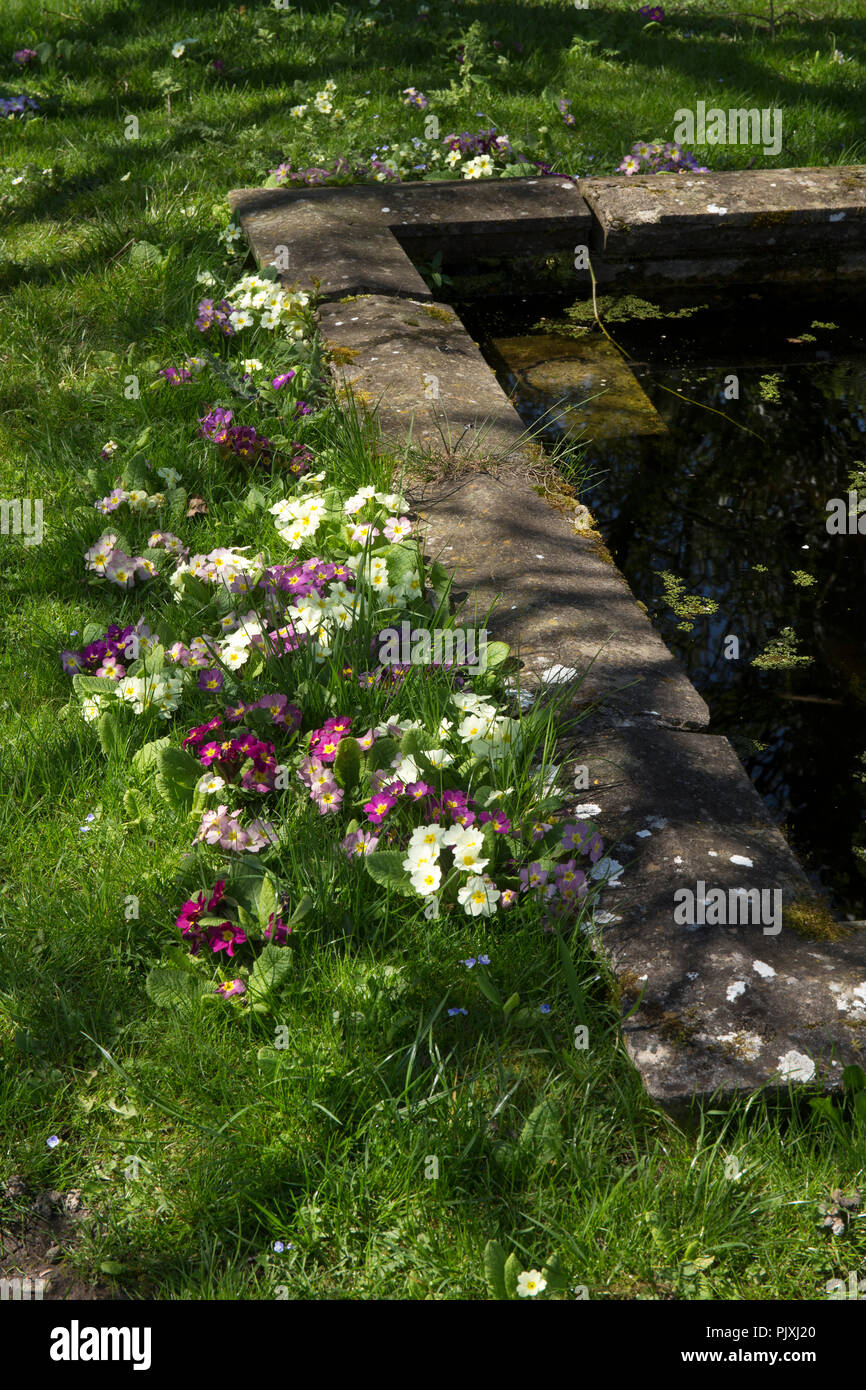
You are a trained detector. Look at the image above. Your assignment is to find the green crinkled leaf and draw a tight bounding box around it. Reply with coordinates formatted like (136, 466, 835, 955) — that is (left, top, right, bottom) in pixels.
(123, 787, 148, 824)
(364, 851, 417, 898)
(503, 1251, 521, 1301)
(129, 240, 165, 268)
(290, 893, 313, 925)
(145, 967, 207, 1009)
(333, 736, 362, 790)
(256, 1046, 287, 1081)
(482, 640, 510, 669)
(138, 644, 166, 674)
(427, 559, 453, 606)
(178, 572, 212, 604)
(235, 902, 256, 935)
(256, 875, 278, 930)
(540, 1252, 567, 1293)
(244, 487, 267, 512)
(519, 1100, 562, 1164)
(227, 858, 267, 919)
(155, 745, 201, 813)
(248, 944, 293, 1005)
(131, 736, 171, 779)
(484, 1240, 508, 1300)
(96, 709, 126, 761)
(473, 968, 503, 1009)
(842, 1064, 866, 1094)
(72, 674, 118, 698)
(368, 736, 398, 773)
(398, 727, 435, 759)
(82, 621, 106, 646)
(385, 541, 420, 588)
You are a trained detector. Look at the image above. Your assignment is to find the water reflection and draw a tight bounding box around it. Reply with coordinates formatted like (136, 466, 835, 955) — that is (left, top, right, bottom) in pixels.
(462, 291, 866, 916)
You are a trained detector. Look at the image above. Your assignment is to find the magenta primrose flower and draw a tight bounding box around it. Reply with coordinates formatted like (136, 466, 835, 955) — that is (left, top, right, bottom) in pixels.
(264, 913, 291, 945)
(215, 978, 246, 998)
(364, 792, 397, 824)
(208, 922, 247, 957)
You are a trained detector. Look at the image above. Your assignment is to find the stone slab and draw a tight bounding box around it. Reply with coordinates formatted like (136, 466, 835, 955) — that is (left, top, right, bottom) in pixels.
(412, 468, 709, 728)
(577, 722, 866, 1105)
(229, 178, 590, 301)
(228, 187, 431, 300)
(581, 167, 866, 260)
(318, 294, 529, 461)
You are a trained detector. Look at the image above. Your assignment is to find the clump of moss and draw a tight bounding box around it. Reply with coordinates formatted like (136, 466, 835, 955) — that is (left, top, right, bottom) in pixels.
(752, 626, 812, 670)
(791, 570, 817, 588)
(655, 570, 718, 633)
(422, 304, 455, 325)
(325, 343, 360, 364)
(783, 896, 847, 942)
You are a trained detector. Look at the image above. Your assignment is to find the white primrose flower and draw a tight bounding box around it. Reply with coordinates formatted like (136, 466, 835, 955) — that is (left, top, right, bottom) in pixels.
(343, 486, 376, 515)
(516, 1270, 547, 1298)
(394, 754, 421, 784)
(443, 827, 489, 873)
(118, 677, 145, 704)
(457, 711, 496, 742)
(410, 863, 442, 895)
(425, 749, 454, 768)
(457, 876, 501, 916)
(197, 774, 226, 795)
(452, 691, 497, 715)
(375, 491, 405, 511)
(408, 824, 448, 854)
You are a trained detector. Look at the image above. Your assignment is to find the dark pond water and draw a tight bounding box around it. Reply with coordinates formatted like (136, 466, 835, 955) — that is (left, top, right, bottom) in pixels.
(455, 287, 866, 918)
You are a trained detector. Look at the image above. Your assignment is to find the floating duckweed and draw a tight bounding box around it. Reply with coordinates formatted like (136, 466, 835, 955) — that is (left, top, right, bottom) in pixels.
(758, 372, 784, 404)
(655, 570, 718, 633)
(752, 626, 812, 670)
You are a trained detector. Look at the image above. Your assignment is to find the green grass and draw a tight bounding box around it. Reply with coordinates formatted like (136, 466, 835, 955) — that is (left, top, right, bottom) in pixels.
(1, 0, 866, 1302)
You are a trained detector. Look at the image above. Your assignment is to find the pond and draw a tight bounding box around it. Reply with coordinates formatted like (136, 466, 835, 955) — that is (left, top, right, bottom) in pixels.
(455, 286, 866, 920)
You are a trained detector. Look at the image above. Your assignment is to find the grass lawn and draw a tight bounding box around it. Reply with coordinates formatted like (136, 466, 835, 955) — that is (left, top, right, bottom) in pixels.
(1, 0, 866, 1303)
